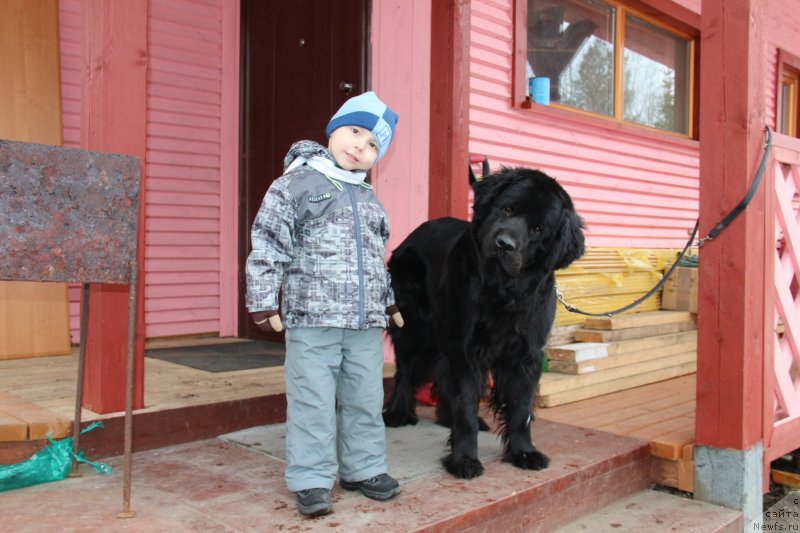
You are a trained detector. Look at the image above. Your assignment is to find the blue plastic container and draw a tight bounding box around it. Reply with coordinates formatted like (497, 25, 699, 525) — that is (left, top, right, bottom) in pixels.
(529, 77, 550, 105)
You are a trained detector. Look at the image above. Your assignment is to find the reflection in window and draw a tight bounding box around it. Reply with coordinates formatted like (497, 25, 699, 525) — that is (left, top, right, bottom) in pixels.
(526, 0, 693, 135)
(624, 15, 690, 134)
(780, 69, 798, 137)
(527, 0, 610, 114)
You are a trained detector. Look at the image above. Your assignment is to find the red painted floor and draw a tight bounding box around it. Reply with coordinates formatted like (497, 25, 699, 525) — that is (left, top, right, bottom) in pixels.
(0, 416, 739, 532)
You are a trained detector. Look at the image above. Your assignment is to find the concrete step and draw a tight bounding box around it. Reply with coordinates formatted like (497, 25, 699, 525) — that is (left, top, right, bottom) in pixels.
(553, 489, 743, 532)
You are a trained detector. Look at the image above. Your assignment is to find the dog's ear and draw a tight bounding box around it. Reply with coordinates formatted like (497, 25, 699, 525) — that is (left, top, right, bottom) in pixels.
(471, 170, 512, 222)
(545, 204, 585, 272)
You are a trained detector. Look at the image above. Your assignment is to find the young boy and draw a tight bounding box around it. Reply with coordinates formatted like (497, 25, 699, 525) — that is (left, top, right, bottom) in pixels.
(246, 91, 403, 517)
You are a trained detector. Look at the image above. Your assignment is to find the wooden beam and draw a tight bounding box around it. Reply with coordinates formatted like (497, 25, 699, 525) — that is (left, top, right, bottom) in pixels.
(81, 1, 147, 413)
(696, 0, 767, 450)
(428, 0, 470, 220)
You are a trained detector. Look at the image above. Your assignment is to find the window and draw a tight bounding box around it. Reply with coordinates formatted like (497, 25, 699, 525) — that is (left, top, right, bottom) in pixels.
(777, 51, 799, 137)
(522, 0, 695, 136)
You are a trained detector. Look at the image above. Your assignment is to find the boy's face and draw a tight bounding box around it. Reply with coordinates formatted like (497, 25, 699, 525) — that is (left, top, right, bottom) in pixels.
(328, 126, 379, 171)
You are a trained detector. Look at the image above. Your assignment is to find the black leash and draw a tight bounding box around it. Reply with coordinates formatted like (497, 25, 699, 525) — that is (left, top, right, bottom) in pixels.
(556, 126, 773, 317)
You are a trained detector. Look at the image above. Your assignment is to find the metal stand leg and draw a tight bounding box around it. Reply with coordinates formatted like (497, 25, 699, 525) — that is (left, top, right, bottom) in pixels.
(117, 264, 137, 519)
(69, 283, 91, 477)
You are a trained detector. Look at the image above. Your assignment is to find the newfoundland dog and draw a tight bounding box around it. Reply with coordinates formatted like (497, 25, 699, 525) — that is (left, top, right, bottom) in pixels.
(383, 167, 585, 479)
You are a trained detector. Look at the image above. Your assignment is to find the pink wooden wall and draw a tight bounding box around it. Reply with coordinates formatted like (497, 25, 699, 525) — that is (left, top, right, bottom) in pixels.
(58, 0, 82, 342)
(369, 0, 432, 256)
(144, 0, 231, 338)
(766, 0, 800, 130)
(58, 0, 429, 341)
(57, 0, 797, 341)
(469, 0, 701, 249)
(59, 0, 237, 341)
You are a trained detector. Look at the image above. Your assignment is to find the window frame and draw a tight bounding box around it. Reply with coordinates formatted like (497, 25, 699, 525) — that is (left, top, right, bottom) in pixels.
(514, 0, 699, 138)
(777, 49, 800, 138)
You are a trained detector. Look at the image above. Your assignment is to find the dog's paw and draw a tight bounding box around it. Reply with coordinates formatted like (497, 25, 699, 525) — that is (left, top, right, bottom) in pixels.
(382, 410, 418, 427)
(442, 454, 485, 479)
(509, 449, 550, 471)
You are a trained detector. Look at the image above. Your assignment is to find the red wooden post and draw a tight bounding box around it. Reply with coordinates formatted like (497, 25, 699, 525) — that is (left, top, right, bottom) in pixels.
(80, 1, 147, 413)
(696, 0, 767, 451)
(428, 0, 471, 220)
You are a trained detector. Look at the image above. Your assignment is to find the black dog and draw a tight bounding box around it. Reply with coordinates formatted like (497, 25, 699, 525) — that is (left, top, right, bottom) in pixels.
(383, 167, 585, 479)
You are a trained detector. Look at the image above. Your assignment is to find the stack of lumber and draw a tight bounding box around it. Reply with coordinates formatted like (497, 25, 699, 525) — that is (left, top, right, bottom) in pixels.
(538, 311, 697, 407)
(0, 391, 71, 464)
(553, 248, 680, 327)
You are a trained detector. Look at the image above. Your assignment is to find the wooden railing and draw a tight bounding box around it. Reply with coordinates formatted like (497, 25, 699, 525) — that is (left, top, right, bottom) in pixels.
(763, 132, 800, 470)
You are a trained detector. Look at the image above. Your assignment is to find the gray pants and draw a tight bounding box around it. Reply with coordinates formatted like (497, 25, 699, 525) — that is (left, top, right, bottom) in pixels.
(283, 327, 388, 492)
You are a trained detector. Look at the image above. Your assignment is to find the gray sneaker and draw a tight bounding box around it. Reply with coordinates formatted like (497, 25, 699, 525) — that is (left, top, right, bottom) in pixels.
(340, 473, 400, 501)
(295, 488, 332, 516)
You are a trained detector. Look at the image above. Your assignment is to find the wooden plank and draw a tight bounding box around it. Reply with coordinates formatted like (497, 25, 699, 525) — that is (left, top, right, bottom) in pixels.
(583, 311, 695, 330)
(537, 361, 697, 407)
(0, 411, 27, 441)
(651, 457, 695, 492)
(549, 341, 697, 374)
(0, 282, 71, 360)
(546, 324, 581, 347)
(537, 374, 696, 419)
(539, 351, 697, 395)
(677, 457, 695, 492)
(548, 329, 697, 363)
(0, 0, 70, 360)
(649, 426, 696, 461)
(575, 319, 696, 342)
(650, 456, 679, 489)
(0, 391, 71, 440)
(0, 439, 46, 465)
(553, 393, 693, 431)
(596, 400, 695, 436)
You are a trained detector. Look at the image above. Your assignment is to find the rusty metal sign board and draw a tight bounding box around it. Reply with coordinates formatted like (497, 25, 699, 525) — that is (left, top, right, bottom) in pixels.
(0, 139, 139, 284)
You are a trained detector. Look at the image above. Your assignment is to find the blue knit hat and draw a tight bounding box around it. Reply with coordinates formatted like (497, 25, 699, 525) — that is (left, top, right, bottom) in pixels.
(326, 91, 398, 161)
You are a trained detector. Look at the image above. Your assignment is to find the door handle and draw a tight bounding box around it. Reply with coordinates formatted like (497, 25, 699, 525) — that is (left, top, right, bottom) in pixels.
(339, 81, 354, 94)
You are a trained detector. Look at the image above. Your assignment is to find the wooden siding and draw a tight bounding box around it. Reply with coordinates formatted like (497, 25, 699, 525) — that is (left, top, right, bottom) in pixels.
(60, 0, 227, 340)
(767, 0, 800, 130)
(145, 0, 224, 338)
(370, 0, 432, 255)
(58, 0, 82, 343)
(469, 0, 701, 248)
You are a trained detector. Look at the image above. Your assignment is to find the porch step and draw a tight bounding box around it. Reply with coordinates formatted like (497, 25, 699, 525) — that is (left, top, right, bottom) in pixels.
(553, 489, 743, 532)
(220, 408, 653, 532)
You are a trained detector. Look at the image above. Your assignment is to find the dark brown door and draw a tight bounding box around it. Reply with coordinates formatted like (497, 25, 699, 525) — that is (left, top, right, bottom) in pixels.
(238, 0, 369, 340)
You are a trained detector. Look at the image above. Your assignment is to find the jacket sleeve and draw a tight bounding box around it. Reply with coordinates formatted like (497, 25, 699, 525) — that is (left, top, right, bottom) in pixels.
(246, 179, 296, 312)
(380, 210, 396, 308)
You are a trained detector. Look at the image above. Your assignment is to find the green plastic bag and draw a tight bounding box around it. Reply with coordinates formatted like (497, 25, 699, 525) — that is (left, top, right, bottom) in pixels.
(0, 421, 112, 492)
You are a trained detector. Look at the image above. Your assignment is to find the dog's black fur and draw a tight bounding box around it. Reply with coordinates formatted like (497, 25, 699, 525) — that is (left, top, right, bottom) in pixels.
(383, 167, 585, 479)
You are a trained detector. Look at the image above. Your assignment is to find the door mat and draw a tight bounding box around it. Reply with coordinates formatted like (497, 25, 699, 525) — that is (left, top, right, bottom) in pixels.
(219, 418, 504, 484)
(145, 341, 285, 373)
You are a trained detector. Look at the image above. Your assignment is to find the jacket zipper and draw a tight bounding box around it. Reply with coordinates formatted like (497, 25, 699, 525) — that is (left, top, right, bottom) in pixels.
(345, 184, 366, 328)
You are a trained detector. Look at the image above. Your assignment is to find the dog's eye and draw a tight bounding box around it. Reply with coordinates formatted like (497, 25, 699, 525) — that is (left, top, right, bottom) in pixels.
(531, 226, 541, 235)
(502, 206, 514, 215)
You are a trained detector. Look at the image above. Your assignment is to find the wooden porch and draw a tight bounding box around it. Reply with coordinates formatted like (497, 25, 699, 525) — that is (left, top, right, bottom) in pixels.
(0, 337, 697, 493)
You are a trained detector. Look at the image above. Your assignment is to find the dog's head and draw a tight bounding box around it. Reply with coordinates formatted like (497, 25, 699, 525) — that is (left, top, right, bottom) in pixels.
(471, 167, 585, 276)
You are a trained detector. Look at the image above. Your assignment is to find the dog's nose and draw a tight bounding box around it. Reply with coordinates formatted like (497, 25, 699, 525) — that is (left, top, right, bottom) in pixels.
(495, 235, 516, 253)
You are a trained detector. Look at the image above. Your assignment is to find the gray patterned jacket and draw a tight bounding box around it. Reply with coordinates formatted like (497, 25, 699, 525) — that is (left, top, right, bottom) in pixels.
(246, 141, 394, 330)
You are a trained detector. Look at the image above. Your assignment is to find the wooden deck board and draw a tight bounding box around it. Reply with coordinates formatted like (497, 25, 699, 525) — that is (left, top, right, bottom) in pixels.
(0, 340, 696, 490)
(538, 373, 697, 489)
